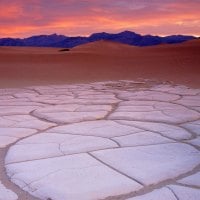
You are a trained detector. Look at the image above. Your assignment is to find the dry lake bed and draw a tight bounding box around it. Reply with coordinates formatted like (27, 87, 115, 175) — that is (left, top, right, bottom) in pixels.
(0, 80, 200, 200)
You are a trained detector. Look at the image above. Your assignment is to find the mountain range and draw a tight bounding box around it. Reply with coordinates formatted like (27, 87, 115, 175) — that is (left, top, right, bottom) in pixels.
(0, 31, 197, 48)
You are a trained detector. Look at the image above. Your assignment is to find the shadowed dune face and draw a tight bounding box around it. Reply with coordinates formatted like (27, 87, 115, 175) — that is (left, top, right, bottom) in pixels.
(0, 40, 199, 88)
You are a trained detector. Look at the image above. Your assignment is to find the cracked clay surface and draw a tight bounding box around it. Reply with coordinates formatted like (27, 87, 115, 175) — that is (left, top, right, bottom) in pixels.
(0, 80, 200, 200)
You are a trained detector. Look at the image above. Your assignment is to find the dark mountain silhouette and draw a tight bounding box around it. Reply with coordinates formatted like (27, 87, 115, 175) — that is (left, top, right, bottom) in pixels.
(161, 35, 196, 44)
(0, 31, 196, 48)
(23, 34, 67, 46)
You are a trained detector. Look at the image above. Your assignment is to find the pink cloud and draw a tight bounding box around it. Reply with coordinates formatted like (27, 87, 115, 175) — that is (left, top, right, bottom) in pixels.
(0, 0, 199, 37)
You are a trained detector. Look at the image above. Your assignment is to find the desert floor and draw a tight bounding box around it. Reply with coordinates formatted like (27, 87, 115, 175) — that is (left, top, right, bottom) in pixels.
(0, 41, 200, 200)
(0, 40, 199, 88)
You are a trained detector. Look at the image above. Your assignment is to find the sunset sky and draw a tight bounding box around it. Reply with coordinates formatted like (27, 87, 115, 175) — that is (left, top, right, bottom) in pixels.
(0, 0, 200, 38)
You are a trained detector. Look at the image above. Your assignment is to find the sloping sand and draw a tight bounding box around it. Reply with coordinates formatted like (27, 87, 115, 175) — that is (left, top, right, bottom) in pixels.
(0, 40, 199, 88)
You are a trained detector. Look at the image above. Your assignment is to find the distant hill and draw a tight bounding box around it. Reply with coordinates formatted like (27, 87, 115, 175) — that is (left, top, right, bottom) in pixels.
(0, 31, 196, 48)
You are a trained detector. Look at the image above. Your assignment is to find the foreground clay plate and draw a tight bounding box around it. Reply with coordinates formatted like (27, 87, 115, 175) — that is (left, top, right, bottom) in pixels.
(0, 80, 200, 200)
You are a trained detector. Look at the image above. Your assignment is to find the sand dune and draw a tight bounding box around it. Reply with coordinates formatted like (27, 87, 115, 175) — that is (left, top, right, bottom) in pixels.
(0, 39, 199, 88)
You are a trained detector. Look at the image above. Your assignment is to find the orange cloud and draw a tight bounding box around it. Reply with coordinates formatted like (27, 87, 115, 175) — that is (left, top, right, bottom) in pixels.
(0, 4, 23, 19)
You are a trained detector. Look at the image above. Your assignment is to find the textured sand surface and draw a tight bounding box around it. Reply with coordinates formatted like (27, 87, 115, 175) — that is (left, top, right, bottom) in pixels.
(0, 40, 199, 88)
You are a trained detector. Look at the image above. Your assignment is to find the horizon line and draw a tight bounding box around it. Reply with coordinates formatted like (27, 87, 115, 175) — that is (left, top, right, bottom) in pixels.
(0, 30, 199, 39)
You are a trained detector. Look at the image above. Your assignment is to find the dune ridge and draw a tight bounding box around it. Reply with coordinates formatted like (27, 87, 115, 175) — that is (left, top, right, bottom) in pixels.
(0, 39, 199, 88)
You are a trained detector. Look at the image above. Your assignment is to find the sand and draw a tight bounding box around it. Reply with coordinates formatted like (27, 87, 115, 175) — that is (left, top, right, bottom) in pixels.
(0, 40, 200, 200)
(0, 39, 199, 88)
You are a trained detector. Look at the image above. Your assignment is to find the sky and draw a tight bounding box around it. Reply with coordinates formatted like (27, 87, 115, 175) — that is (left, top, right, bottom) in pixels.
(0, 0, 200, 38)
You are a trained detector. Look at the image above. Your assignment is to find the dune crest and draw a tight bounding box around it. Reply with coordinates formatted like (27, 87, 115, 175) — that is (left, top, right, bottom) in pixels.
(0, 39, 200, 88)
